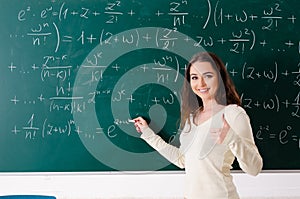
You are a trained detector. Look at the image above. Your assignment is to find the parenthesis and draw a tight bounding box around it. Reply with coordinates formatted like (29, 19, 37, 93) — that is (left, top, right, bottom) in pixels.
(67, 120, 71, 136)
(274, 61, 278, 83)
(53, 22, 60, 53)
(42, 118, 47, 138)
(203, 0, 211, 29)
(213, 0, 220, 27)
(135, 29, 139, 47)
(274, 94, 280, 112)
(174, 56, 179, 82)
(58, 2, 66, 22)
(40, 67, 45, 82)
(250, 29, 255, 50)
(49, 100, 54, 113)
(240, 93, 244, 102)
(155, 28, 159, 47)
(100, 29, 104, 45)
(242, 62, 246, 79)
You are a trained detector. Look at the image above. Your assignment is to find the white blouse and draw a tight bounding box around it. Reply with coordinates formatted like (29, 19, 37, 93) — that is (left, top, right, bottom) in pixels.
(140, 104, 263, 199)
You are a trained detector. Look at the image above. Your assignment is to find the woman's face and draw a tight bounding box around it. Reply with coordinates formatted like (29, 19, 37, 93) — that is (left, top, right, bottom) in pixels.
(189, 61, 219, 101)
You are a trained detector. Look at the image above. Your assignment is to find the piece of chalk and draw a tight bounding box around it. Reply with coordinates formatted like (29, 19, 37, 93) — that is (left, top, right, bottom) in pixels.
(128, 119, 135, 123)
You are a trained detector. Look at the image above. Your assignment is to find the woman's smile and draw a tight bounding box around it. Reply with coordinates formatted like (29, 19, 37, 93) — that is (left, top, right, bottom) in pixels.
(190, 61, 219, 101)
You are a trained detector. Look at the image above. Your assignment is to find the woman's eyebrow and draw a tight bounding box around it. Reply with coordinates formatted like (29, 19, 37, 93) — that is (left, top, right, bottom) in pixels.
(202, 72, 213, 75)
(190, 71, 213, 76)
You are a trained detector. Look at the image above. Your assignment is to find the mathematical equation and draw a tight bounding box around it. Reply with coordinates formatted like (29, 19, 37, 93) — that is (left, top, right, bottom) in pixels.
(10, 25, 300, 55)
(240, 92, 300, 117)
(16, 1, 297, 28)
(11, 112, 300, 150)
(7, 0, 298, 55)
(255, 124, 300, 149)
(2, 0, 300, 155)
(202, 1, 297, 29)
(11, 113, 141, 140)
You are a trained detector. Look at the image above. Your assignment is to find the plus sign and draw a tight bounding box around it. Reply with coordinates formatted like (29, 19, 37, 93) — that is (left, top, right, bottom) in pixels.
(249, 14, 258, 21)
(8, 62, 17, 72)
(224, 14, 232, 20)
(11, 125, 21, 134)
(128, 10, 135, 16)
(282, 99, 290, 108)
(218, 38, 226, 44)
(71, 11, 78, 15)
(181, 64, 187, 71)
(93, 11, 100, 16)
(260, 40, 267, 47)
(75, 126, 83, 134)
(285, 40, 294, 48)
(53, 127, 58, 132)
(281, 70, 289, 76)
(256, 72, 261, 78)
(127, 95, 135, 103)
(112, 64, 120, 71)
(229, 69, 238, 77)
(10, 96, 19, 104)
(32, 64, 39, 70)
(184, 36, 191, 42)
(114, 36, 119, 43)
(152, 97, 160, 104)
(155, 10, 164, 16)
(288, 15, 296, 24)
(38, 94, 45, 102)
(254, 101, 261, 107)
(141, 64, 148, 72)
(87, 34, 96, 43)
(142, 33, 151, 42)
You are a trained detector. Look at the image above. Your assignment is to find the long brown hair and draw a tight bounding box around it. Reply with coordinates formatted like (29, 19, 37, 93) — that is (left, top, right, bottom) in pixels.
(180, 52, 241, 129)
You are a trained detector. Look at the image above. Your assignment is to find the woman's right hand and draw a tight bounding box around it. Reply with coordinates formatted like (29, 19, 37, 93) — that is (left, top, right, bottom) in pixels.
(132, 116, 149, 133)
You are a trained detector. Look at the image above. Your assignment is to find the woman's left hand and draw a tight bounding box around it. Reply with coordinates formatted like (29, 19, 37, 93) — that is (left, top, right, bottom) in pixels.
(210, 114, 230, 144)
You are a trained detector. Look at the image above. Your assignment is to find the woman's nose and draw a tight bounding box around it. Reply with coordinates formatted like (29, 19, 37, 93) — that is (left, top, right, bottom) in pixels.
(199, 76, 206, 86)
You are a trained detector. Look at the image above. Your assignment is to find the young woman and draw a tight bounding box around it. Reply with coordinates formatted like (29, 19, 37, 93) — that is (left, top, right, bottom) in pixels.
(133, 52, 263, 199)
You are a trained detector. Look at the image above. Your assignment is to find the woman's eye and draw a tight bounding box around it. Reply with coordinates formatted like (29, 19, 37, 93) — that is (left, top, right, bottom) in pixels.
(191, 76, 198, 80)
(204, 74, 213, 79)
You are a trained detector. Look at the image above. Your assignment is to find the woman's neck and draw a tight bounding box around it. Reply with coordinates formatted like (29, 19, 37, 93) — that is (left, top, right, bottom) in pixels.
(201, 99, 222, 113)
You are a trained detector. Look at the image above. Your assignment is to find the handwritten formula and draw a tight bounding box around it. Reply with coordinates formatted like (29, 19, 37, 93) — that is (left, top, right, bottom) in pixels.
(1, 0, 299, 171)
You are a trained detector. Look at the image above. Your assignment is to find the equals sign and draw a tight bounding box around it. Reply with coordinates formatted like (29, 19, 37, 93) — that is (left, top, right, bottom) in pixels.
(292, 135, 298, 141)
(269, 134, 276, 139)
(95, 127, 104, 134)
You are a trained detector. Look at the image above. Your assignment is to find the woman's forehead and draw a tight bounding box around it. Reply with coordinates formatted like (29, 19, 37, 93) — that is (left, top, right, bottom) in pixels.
(190, 61, 215, 74)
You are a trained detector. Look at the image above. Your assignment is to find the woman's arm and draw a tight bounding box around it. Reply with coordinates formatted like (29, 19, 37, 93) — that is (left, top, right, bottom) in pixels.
(223, 105, 263, 176)
(134, 117, 185, 169)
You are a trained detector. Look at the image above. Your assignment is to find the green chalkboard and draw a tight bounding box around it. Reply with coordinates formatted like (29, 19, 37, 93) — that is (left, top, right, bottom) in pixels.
(0, 0, 299, 172)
